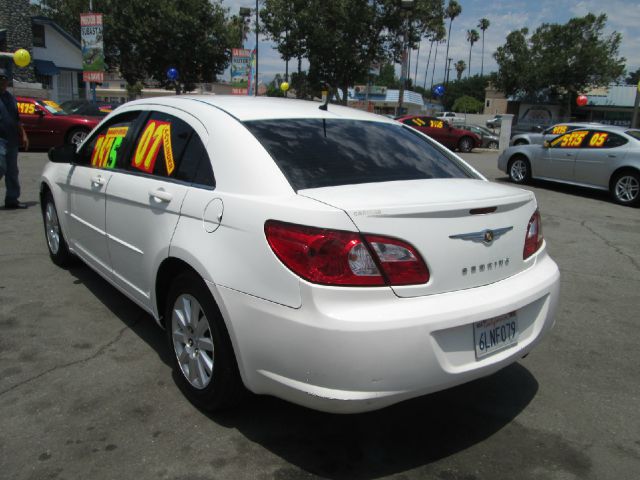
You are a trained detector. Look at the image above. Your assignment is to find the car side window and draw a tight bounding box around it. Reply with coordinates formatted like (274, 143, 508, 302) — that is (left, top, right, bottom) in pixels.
(129, 112, 192, 179)
(425, 117, 445, 129)
(175, 134, 215, 188)
(584, 131, 627, 149)
(76, 111, 141, 168)
(403, 117, 426, 127)
(547, 125, 569, 135)
(549, 130, 589, 148)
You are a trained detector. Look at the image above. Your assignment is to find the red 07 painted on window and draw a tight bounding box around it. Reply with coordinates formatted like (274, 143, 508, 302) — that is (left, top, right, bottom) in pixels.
(131, 120, 175, 174)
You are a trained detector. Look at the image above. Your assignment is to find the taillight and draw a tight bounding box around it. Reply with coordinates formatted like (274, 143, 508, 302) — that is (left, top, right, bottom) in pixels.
(523, 210, 543, 259)
(265, 221, 429, 286)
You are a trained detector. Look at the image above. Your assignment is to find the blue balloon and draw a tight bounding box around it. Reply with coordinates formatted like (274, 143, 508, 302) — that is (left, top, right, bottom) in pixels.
(433, 85, 445, 97)
(167, 68, 179, 81)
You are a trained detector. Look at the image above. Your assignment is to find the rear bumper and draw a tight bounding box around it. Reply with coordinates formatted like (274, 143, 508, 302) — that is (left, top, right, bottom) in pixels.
(211, 250, 560, 413)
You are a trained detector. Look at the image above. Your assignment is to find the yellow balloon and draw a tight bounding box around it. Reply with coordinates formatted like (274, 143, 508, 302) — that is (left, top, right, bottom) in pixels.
(280, 81, 289, 92)
(14, 49, 31, 68)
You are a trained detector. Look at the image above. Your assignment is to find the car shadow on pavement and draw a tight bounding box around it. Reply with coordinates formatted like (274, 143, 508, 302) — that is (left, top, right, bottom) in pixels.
(66, 263, 172, 367)
(209, 361, 538, 479)
(495, 176, 613, 204)
(65, 263, 538, 479)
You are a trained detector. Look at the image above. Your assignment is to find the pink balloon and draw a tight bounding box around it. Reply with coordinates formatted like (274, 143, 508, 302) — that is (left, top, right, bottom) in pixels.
(576, 95, 588, 106)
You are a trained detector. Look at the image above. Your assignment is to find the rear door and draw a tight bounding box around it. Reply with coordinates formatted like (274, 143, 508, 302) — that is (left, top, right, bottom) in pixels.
(573, 131, 629, 187)
(105, 108, 206, 306)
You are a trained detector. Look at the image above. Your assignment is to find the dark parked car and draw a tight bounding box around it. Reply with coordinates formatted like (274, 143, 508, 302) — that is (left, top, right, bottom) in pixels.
(397, 115, 481, 152)
(60, 100, 121, 117)
(460, 124, 499, 149)
(17, 97, 100, 148)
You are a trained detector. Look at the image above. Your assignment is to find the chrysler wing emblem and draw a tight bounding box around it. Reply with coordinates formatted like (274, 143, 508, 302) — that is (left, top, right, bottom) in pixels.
(449, 226, 513, 245)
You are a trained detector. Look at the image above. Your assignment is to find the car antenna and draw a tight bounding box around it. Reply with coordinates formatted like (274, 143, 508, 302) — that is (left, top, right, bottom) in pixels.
(319, 83, 330, 111)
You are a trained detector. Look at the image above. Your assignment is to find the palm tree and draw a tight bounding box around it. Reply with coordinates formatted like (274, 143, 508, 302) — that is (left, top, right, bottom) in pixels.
(466, 29, 479, 78)
(423, 25, 446, 89)
(443, 0, 462, 84)
(478, 18, 490, 77)
(455, 60, 466, 81)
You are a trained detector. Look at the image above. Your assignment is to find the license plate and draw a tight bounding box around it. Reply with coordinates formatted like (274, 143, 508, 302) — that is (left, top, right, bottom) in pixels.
(474, 312, 518, 359)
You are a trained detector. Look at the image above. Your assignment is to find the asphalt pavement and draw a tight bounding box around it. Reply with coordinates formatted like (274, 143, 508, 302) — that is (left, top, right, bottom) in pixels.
(1, 150, 639, 480)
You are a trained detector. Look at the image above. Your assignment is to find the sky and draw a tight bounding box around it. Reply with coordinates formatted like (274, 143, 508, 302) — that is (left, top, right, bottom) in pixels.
(222, 0, 640, 86)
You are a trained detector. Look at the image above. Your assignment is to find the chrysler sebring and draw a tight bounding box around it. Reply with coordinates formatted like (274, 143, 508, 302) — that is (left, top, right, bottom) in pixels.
(41, 96, 560, 413)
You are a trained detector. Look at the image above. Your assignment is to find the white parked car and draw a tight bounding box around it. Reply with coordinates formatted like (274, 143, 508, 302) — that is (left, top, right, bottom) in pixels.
(437, 111, 466, 125)
(41, 96, 560, 413)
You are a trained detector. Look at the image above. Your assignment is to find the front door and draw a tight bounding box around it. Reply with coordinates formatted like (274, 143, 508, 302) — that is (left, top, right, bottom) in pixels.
(535, 130, 589, 181)
(64, 112, 140, 275)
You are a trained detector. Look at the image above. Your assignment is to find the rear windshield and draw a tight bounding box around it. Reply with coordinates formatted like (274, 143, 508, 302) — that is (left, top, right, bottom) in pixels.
(244, 119, 473, 190)
(625, 130, 640, 141)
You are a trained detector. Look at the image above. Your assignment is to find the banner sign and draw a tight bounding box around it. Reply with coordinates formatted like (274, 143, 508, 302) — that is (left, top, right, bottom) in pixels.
(80, 13, 105, 83)
(231, 48, 251, 95)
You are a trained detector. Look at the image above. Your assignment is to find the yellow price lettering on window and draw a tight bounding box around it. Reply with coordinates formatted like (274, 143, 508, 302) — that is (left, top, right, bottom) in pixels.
(90, 126, 129, 168)
(429, 120, 444, 128)
(132, 120, 175, 175)
(552, 125, 567, 135)
(557, 131, 588, 148)
(589, 132, 608, 148)
(412, 118, 426, 126)
(17, 102, 36, 115)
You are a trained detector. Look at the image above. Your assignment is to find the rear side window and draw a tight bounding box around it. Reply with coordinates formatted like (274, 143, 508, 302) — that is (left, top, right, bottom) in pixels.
(130, 112, 192, 178)
(175, 134, 215, 187)
(244, 119, 472, 190)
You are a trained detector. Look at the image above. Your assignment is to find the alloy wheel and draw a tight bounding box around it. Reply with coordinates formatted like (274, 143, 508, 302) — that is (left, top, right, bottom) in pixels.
(510, 159, 528, 183)
(171, 294, 215, 390)
(45, 202, 60, 254)
(70, 130, 87, 145)
(615, 175, 639, 203)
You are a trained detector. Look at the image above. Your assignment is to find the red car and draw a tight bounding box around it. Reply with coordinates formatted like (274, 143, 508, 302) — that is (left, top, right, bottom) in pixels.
(397, 115, 481, 153)
(16, 96, 101, 149)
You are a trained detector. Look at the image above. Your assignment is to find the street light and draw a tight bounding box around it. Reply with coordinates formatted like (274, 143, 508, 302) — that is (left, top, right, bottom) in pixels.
(397, 0, 414, 116)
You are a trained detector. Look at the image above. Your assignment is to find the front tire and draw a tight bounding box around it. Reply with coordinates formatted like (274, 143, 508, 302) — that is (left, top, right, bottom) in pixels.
(611, 171, 640, 206)
(42, 191, 73, 267)
(508, 156, 531, 184)
(458, 136, 474, 153)
(67, 128, 89, 146)
(488, 140, 499, 149)
(166, 272, 245, 411)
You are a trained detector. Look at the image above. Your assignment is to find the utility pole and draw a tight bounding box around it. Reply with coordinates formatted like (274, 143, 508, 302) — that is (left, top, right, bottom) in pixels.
(633, 81, 640, 128)
(446, 57, 452, 84)
(397, 0, 414, 116)
(254, 0, 259, 96)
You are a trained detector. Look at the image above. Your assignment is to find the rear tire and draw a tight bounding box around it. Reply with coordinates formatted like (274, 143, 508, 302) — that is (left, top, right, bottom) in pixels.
(488, 140, 499, 150)
(458, 136, 474, 153)
(165, 271, 245, 411)
(508, 156, 531, 184)
(610, 171, 640, 207)
(42, 191, 73, 267)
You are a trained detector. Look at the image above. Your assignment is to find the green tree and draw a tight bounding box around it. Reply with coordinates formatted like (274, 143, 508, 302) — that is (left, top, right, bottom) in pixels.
(477, 18, 490, 77)
(262, 0, 445, 104)
(452, 94, 483, 113)
(454, 60, 466, 81)
(493, 14, 625, 116)
(443, 0, 462, 84)
(627, 68, 640, 86)
(32, 0, 235, 92)
(466, 29, 479, 78)
(440, 75, 489, 110)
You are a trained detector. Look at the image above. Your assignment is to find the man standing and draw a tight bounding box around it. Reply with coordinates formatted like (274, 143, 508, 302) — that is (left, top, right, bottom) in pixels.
(0, 67, 29, 209)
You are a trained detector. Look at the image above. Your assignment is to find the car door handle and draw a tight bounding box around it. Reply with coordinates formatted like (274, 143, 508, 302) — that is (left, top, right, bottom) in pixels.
(149, 189, 173, 202)
(90, 175, 106, 186)
(608, 154, 617, 158)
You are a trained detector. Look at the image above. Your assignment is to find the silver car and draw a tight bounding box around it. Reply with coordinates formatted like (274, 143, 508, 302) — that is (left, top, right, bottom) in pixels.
(498, 125, 640, 206)
(461, 124, 499, 149)
(510, 122, 602, 146)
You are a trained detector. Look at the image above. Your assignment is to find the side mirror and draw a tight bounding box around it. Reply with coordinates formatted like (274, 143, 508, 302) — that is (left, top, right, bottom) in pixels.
(543, 141, 551, 148)
(48, 144, 78, 163)
(36, 108, 46, 117)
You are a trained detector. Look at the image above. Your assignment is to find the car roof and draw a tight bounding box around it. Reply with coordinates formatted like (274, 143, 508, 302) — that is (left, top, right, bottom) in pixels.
(123, 95, 398, 123)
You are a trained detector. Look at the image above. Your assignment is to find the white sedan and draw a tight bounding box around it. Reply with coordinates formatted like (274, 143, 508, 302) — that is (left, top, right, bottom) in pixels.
(41, 96, 560, 413)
